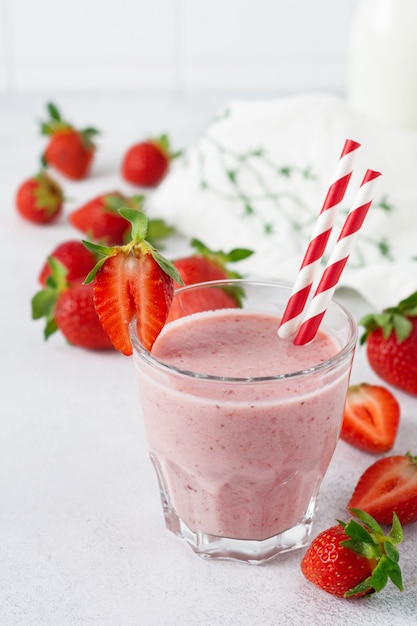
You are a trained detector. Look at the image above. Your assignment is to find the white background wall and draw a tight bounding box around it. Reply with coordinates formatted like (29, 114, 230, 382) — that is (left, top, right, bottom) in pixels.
(0, 0, 359, 96)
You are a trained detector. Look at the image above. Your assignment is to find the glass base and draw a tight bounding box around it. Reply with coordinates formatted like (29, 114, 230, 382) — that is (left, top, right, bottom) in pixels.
(164, 508, 314, 564)
(156, 477, 316, 564)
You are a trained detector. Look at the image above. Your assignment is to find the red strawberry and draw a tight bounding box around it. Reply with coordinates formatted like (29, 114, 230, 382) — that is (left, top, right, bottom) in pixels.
(348, 453, 417, 525)
(32, 258, 114, 350)
(84, 209, 182, 355)
(40, 102, 99, 180)
(340, 383, 400, 453)
(38, 240, 97, 286)
(69, 192, 139, 245)
(15, 171, 63, 224)
(360, 291, 417, 396)
(301, 509, 403, 598)
(121, 134, 180, 186)
(68, 192, 174, 246)
(54, 282, 114, 349)
(167, 239, 253, 321)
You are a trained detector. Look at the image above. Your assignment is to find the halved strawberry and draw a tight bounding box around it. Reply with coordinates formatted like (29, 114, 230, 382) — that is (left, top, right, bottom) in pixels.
(348, 453, 417, 525)
(84, 209, 182, 355)
(340, 383, 400, 453)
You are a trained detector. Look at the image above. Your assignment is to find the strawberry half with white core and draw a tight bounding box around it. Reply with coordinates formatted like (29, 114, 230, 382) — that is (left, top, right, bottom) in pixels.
(301, 508, 403, 598)
(340, 383, 400, 453)
(83, 209, 183, 356)
(360, 291, 417, 396)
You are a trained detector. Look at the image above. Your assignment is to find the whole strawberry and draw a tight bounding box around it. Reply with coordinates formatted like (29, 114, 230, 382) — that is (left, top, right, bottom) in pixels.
(40, 102, 99, 180)
(38, 240, 97, 286)
(69, 192, 174, 246)
(301, 509, 403, 598)
(32, 257, 114, 350)
(121, 134, 180, 186)
(167, 240, 253, 322)
(360, 291, 417, 396)
(15, 171, 63, 224)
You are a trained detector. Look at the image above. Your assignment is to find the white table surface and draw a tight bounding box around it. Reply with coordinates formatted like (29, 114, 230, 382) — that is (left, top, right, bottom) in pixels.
(1, 93, 416, 626)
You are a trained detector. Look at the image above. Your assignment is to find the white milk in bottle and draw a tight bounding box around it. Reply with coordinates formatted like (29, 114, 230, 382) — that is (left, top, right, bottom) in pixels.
(347, 0, 417, 130)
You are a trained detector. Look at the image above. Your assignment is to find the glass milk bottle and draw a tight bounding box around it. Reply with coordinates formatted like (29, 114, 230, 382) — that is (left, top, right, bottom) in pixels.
(347, 0, 417, 129)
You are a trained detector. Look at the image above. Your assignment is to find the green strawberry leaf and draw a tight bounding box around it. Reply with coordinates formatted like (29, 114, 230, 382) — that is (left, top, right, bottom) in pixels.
(47, 102, 62, 122)
(147, 218, 175, 245)
(226, 248, 254, 262)
(31, 288, 57, 320)
(150, 247, 183, 285)
(83, 256, 110, 284)
(349, 508, 385, 536)
(388, 511, 404, 544)
(369, 557, 389, 592)
(398, 290, 417, 315)
(359, 292, 417, 343)
(104, 194, 129, 214)
(44, 316, 59, 340)
(392, 313, 412, 342)
(344, 576, 373, 598)
(119, 207, 148, 241)
(31, 257, 69, 340)
(189, 238, 253, 278)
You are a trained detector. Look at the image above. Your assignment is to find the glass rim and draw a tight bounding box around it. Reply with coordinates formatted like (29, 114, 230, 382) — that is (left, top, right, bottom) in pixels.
(130, 279, 358, 383)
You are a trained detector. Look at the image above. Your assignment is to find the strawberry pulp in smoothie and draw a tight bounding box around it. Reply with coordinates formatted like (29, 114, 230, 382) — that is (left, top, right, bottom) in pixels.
(131, 281, 357, 562)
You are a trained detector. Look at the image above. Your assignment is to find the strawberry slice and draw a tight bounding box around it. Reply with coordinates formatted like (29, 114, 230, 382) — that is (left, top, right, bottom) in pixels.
(340, 383, 400, 453)
(348, 453, 417, 525)
(84, 208, 182, 355)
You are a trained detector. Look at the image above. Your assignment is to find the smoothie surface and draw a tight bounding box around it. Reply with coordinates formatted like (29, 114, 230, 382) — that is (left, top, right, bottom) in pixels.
(151, 309, 339, 378)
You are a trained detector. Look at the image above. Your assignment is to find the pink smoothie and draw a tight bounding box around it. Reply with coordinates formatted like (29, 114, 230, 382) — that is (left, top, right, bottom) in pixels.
(135, 309, 351, 541)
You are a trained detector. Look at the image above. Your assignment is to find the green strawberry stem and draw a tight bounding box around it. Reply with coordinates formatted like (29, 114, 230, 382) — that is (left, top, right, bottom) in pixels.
(340, 508, 403, 597)
(360, 290, 417, 344)
(83, 208, 183, 285)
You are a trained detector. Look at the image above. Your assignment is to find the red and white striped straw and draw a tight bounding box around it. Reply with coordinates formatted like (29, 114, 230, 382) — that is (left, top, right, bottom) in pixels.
(278, 139, 361, 339)
(293, 168, 381, 346)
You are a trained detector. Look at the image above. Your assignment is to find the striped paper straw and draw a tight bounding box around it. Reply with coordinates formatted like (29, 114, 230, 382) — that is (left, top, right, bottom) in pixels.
(278, 139, 361, 339)
(294, 168, 381, 346)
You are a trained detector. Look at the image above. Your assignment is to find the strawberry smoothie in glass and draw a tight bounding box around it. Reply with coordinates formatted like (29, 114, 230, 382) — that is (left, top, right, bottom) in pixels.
(130, 280, 357, 563)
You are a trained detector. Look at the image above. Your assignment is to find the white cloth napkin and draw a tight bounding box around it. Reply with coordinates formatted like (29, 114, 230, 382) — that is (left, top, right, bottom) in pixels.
(147, 93, 417, 310)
